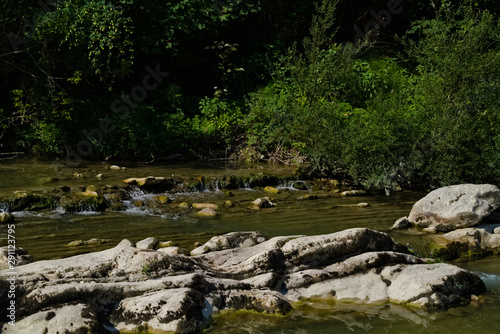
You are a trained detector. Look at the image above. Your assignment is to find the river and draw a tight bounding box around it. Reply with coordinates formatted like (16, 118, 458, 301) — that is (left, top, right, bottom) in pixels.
(1, 159, 499, 333)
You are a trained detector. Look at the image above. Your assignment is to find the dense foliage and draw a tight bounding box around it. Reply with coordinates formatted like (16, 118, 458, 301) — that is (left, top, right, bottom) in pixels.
(1, 0, 499, 189)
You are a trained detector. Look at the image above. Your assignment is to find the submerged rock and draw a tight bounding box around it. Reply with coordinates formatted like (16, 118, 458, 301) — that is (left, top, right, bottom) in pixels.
(0, 228, 486, 333)
(408, 184, 500, 232)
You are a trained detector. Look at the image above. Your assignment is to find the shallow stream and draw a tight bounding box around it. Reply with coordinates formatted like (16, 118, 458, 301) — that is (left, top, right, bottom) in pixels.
(1, 159, 499, 333)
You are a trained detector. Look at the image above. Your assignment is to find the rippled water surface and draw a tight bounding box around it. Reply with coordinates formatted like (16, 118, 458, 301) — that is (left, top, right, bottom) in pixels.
(1, 159, 499, 333)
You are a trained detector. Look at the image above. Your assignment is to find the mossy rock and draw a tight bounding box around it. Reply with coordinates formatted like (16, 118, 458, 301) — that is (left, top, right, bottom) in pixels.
(60, 193, 108, 213)
(220, 175, 245, 189)
(247, 173, 279, 188)
(431, 241, 485, 261)
(4, 193, 58, 212)
(264, 186, 280, 194)
(185, 178, 204, 192)
(153, 195, 172, 204)
(178, 202, 190, 209)
(292, 182, 308, 190)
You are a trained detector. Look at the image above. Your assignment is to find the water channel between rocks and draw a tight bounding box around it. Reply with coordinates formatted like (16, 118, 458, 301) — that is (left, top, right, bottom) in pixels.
(1, 159, 500, 333)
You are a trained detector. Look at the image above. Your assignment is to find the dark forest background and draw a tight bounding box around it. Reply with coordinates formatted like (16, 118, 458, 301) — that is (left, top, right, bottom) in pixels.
(1, 0, 500, 189)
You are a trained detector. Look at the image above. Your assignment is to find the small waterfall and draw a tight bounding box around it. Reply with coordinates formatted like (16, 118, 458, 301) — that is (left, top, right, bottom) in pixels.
(0, 201, 10, 213)
(475, 272, 500, 291)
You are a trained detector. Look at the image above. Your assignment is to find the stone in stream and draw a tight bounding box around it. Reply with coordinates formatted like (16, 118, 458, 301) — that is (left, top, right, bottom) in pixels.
(252, 197, 275, 208)
(196, 207, 217, 217)
(292, 182, 308, 190)
(0, 246, 33, 269)
(391, 216, 413, 230)
(408, 184, 500, 232)
(67, 238, 112, 247)
(0, 228, 486, 333)
(192, 203, 219, 210)
(0, 212, 14, 224)
(136, 237, 159, 250)
(341, 189, 369, 197)
(429, 226, 500, 261)
(264, 186, 280, 194)
(178, 201, 190, 209)
(122, 176, 179, 192)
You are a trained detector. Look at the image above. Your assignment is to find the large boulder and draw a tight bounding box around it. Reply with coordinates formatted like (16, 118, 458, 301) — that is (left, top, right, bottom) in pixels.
(285, 252, 485, 308)
(408, 184, 500, 232)
(0, 229, 486, 333)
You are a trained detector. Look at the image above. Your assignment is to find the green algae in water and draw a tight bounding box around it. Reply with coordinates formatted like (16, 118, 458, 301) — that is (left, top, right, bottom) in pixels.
(205, 297, 500, 334)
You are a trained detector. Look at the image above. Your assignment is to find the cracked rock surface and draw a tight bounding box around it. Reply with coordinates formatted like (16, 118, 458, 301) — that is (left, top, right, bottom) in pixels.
(0, 228, 486, 334)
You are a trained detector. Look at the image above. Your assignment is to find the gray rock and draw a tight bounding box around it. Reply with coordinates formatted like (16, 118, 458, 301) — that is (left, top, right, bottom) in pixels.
(341, 190, 368, 196)
(190, 231, 267, 256)
(194, 236, 297, 279)
(0, 246, 33, 270)
(0, 212, 14, 224)
(385, 263, 485, 308)
(494, 226, 500, 234)
(136, 237, 159, 250)
(286, 254, 484, 308)
(408, 184, 500, 231)
(252, 197, 275, 208)
(0, 229, 486, 333)
(112, 288, 205, 334)
(391, 217, 413, 230)
(67, 238, 112, 247)
(2, 303, 103, 334)
(429, 227, 500, 260)
(196, 207, 217, 217)
(158, 246, 189, 255)
(281, 228, 399, 270)
(192, 203, 219, 210)
(211, 289, 292, 315)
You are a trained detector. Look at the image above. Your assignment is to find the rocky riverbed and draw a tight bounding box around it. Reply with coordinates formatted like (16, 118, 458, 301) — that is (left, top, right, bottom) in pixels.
(0, 228, 486, 334)
(1, 160, 500, 334)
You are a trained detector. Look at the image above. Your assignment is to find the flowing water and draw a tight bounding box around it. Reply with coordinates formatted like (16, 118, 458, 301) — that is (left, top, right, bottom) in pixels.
(1, 159, 499, 333)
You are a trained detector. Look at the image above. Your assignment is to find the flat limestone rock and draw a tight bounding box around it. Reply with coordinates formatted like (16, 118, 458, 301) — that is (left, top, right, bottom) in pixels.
(408, 184, 500, 232)
(2, 303, 103, 334)
(112, 288, 205, 334)
(0, 229, 487, 333)
(281, 228, 398, 269)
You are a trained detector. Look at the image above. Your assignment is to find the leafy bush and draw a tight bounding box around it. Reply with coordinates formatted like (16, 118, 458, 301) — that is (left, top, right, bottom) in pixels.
(246, 1, 500, 189)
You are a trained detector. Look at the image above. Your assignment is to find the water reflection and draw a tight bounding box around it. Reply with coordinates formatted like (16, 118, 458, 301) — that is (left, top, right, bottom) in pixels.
(206, 295, 500, 334)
